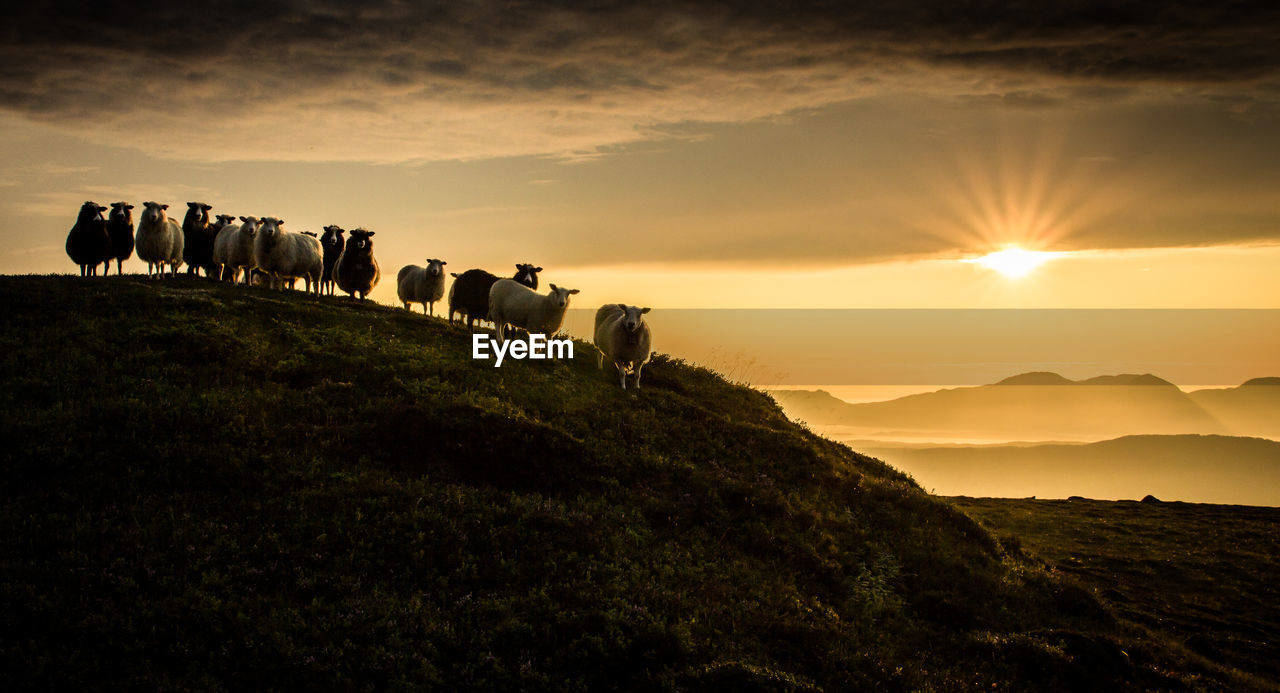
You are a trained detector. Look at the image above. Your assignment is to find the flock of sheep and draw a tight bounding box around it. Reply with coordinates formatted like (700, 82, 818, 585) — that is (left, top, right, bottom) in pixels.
(65, 200, 653, 388)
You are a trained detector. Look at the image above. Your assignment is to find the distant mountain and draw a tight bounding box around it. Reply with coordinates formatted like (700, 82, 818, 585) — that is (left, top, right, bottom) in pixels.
(860, 434, 1280, 506)
(1188, 379, 1280, 439)
(770, 372, 1280, 441)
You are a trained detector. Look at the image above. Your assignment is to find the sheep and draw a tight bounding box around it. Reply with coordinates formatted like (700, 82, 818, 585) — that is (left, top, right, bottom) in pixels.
(65, 201, 111, 276)
(104, 202, 134, 275)
(320, 225, 345, 297)
(134, 201, 184, 277)
(514, 262, 541, 290)
(447, 264, 542, 331)
(397, 258, 448, 315)
(594, 304, 652, 389)
(212, 215, 260, 284)
(181, 202, 218, 278)
(212, 213, 237, 231)
(253, 217, 323, 294)
(487, 279, 579, 345)
(335, 228, 380, 300)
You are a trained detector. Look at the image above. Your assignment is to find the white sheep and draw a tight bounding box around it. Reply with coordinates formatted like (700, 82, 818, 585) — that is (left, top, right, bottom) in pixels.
(487, 279, 579, 345)
(134, 201, 184, 277)
(594, 304, 652, 389)
(397, 258, 448, 315)
(213, 216, 260, 284)
(253, 217, 322, 294)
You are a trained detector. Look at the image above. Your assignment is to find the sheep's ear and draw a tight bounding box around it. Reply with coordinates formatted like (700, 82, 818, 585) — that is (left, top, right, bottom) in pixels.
(97, 205, 108, 212)
(450, 272, 458, 277)
(238, 216, 247, 222)
(160, 204, 169, 210)
(549, 283, 558, 291)
(278, 219, 285, 225)
(568, 289, 580, 295)
(617, 303, 627, 311)
(534, 266, 543, 272)
(125, 204, 134, 210)
(441, 260, 447, 265)
(641, 307, 650, 314)
(515, 264, 523, 270)
(202, 204, 212, 210)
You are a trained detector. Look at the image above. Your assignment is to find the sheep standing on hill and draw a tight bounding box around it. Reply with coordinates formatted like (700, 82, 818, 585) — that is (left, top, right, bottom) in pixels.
(253, 217, 322, 294)
(397, 259, 448, 315)
(182, 202, 218, 278)
(487, 279, 579, 345)
(335, 228, 380, 300)
(213, 216, 260, 283)
(135, 202, 184, 277)
(594, 304, 653, 389)
(447, 264, 542, 331)
(65, 201, 111, 276)
(104, 202, 134, 275)
(320, 226, 345, 297)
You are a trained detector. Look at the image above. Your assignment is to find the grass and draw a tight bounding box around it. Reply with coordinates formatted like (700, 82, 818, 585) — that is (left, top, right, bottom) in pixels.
(0, 274, 1261, 690)
(953, 497, 1280, 691)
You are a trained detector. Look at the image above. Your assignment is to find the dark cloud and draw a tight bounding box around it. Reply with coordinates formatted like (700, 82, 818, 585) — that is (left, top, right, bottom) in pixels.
(1, 1, 1277, 162)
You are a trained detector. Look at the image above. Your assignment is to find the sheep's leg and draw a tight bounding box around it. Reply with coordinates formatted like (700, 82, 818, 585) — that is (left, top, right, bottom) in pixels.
(597, 351, 604, 370)
(634, 362, 644, 389)
(616, 362, 627, 389)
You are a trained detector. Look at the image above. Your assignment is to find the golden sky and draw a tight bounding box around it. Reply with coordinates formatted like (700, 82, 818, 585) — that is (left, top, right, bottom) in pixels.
(2, 1, 1278, 382)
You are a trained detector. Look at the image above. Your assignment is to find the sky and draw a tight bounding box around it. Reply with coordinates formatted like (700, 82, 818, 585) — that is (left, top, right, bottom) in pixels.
(2, 1, 1278, 382)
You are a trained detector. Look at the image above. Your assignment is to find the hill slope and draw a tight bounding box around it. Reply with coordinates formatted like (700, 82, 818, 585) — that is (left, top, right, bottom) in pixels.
(862, 435, 1280, 505)
(0, 275, 1238, 690)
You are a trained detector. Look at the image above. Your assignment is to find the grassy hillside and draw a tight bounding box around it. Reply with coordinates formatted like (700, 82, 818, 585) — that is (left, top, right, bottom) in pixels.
(0, 275, 1247, 690)
(954, 497, 1280, 691)
(863, 435, 1280, 506)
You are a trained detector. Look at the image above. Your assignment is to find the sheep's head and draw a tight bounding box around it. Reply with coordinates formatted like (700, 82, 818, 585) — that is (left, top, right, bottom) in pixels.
(618, 304, 651, 333)
(184, 201, 212, 225)
(322, 225, 345, 247)
(426, 258, 446, 276)
(108, 202, 133, 223)
(77, 201, 107, 224)
(237, 216, 260, 237)
(548, 284, 580, 308)
(514, 263, 543, 288)
(348, 228, 375, 254)
(214, 214, 236, 228)
(258, 217, 283, 242)
(141, 201, 168, 224)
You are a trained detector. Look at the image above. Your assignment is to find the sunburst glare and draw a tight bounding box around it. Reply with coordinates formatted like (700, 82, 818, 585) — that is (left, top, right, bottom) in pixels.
(963, 246, 1063, 278)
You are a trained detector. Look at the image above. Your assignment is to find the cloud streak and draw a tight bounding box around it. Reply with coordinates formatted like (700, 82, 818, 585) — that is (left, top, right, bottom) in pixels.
(2, 1, 1278, 163)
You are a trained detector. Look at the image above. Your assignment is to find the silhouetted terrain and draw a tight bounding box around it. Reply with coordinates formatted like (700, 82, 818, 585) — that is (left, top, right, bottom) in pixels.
(770, 373, 1280, 441)
(862, 435, 1280, 505)
(956, 497, 1280, 690)
(2, 275, 1272, 689)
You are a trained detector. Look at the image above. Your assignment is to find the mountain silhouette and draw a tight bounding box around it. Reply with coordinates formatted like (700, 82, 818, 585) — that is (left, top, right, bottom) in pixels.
(770, 372, 1268, 441)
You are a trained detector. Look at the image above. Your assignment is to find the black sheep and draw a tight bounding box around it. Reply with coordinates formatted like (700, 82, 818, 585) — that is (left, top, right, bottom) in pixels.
(104, 202, 135, 275)
(320, 225, 345, 296)
(447, 263, 542, 331)
(181, 202, 218, 277)
(65, 201, 111, 276)
(334, 228, 380, 300)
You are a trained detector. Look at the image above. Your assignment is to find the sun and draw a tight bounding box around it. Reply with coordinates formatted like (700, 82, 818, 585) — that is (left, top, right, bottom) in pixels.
(963, 247, 1060, 278)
